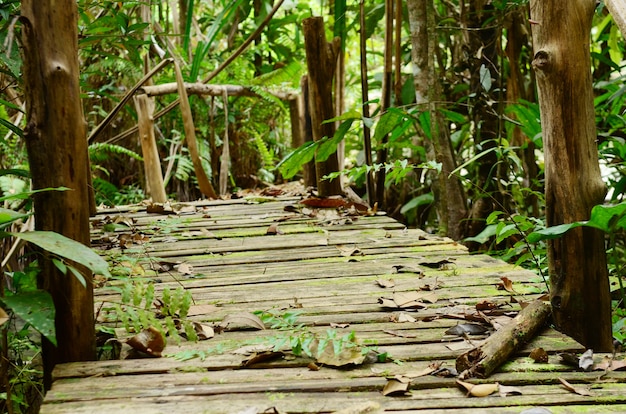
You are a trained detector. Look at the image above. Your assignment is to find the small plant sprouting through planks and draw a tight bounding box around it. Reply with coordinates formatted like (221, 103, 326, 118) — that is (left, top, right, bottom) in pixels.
(254, 310, 387, 366)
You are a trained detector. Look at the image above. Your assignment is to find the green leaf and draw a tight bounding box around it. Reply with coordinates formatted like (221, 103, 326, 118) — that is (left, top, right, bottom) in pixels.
(316, 119, 355, 162)
(11, 231, 111, 278)
(400, 193, 434, 215)
(0, 208, 29, 226)
(1, 290, 56, 346)
(586, 202, 626, 232)
(464, 224, 497, 244)
(527, 222, 584, 244)
(67, 265, 87, 288)
(277, 140, 318, 179)
(373, 109, 404, 143)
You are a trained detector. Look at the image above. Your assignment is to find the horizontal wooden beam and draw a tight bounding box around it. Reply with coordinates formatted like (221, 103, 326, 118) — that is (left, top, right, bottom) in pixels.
(139, 82, 297, 101)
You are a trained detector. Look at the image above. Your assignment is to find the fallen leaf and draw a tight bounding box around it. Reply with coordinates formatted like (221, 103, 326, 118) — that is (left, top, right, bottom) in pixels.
(232, 344, 275, 355)
(445, 341, 474, 351)
(266, 223, 283, 235)
(337, 245, 362, 257)
(579, 349, 594, 371)
(559, 377, 592, 396)
(376, 278, 396, 288)
(396, 312, 417, 323)
(432, 366, 458, 377)
(221, 312, 266, 331)
(176, 263, 193, 275)
(307, 362, 321, 371)
(498, 384, 523, 397)
(330, 322, 350, 329)
(311, 337, 366, 367)
(419, 292, 439, 304)
(382, 378, 410, 396)
(445, 323, 489, 336)
(559, 352, 580, 368)
(300, 197, 348, 208)
(378, 297, 400, 309)
(193, 322, 215, 340)
(475, 300, 501, 311)
(126, 326, 165, 357)
(242, 351, 284, 367)
(456, 380, 498, 397)
(593, 358, 626, 371)
(497, 276, 517, 293)
(404, 363, 440, 378)
(529, 347, 549, 363)
(392, 291, 428, 309)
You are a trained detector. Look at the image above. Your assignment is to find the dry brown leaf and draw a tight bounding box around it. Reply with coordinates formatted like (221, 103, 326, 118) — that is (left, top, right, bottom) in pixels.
(126, 326, 165, 357)
(0, 307, 9, 327)
(266, 223, 283, 235)
(376, 277, 396, 288)
(307, 362, 321, 371)
(232, 344, 275, 355)
(559, 377, 592, 396)
(456, 380, 498, 397)
(300, 196, 348, 208)
(176, 263, 193, 275)
(382, 378, 410, 396)
(337, 245, 361, 257)
(311, 338, 366, 367)
(498, 276, 517, 293)
(445, 341, 474, 352)
(193, 322, 215, 340)
(242, 351, 284, 367)
(403, 363, 440, 378)
(476, 300, 501, 311)
(594, 357, 626, 371)
(392, 291, 428, 309)
(391, 265, 423, 275)
(330, 322, 350, 329)
(529, 347, 549, 363)
(221, 312, 266, 331)
(378, 297, 400, 309)
(419, 292, 439, 304)
(396, 312, 417, 323)
(186, 303, 220, 316)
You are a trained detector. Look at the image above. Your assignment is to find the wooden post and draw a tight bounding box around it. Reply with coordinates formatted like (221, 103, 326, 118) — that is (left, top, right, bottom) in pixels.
(302, 16, 342, 197)
(299, 75, 317, 187)
(134, 94, 168, 203)
(21, 0, 95, 388)
(174, 61, 218, 199)
(531, 0, 612, 351)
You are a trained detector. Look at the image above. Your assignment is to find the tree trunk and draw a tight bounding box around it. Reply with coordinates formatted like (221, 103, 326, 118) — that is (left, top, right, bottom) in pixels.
(299, 75, 317, 187)
(408, 0, 467, 240)
(302, 16, 342, 197)
(531, 0, 612, 351)
(21, 0, 95, 388)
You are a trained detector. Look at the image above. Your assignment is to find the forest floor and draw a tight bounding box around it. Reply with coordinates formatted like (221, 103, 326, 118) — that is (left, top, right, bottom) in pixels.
(39, 188, 626, 413)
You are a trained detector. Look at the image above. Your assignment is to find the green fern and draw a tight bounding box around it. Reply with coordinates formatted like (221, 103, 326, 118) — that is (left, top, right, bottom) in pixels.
(250, 61, 304, 88)
(88, 143, 143, 164)
(254, 133, 275, 168)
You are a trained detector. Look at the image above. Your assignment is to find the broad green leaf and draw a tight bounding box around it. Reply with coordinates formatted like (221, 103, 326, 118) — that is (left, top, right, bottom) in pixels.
(400, 193, 434, 215)
(586, 202, 626, 232)
(0, 208, 29, 226)
(1, 290, 56, 346)
(527, 222, 584, 244)
(373, 109, 404, 143)
(465, 224, 497, 244)
(0, 186, 70, 203)
(11, 231, 111, 278)
(277, 140, 318, 179)
(317, 119, 355, 162)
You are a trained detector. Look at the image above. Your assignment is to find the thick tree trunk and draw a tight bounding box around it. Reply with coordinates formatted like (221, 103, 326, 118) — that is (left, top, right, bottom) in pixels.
(408, 0, 468, 241)
(531, 0, 612, 351)
(21, 0, 95, 388)
(300, 75, 317, 187)
(302, 17, 342, 197)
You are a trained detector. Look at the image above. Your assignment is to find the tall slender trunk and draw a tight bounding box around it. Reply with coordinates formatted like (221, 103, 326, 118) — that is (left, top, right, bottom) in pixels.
(408, 0, 467, 240)
(531, 0, 612, 351)
(21, 0, 95, 388)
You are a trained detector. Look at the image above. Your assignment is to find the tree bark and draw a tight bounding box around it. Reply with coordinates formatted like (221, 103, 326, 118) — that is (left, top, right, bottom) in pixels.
(302, 17, 342, 197)
(531, 0, 612, 351)
(300, 75, 317, 187)
(21, 0, 95, 388)
(407, 0, 468, 241)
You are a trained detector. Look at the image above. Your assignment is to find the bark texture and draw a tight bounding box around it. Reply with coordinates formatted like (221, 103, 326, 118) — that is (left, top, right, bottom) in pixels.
(407, 0, 467, 241)
(531, 0, 612, 351)
(302, 17, 342, 197)
(21, 0, 95, 388)
(456, 300, 552, 378)
(134, 94, 167, 203)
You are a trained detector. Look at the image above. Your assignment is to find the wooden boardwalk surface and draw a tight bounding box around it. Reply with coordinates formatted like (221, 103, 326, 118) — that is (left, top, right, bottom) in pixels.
(40, 196, 626, 413)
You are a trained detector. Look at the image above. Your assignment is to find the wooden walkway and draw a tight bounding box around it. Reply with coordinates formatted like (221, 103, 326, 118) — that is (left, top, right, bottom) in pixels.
(41, 195, 626, 413)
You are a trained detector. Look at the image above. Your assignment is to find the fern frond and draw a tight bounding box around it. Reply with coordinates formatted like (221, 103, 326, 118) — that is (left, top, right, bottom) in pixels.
(253, 133, 275, 168)
(89, 143, 143, 163)
(251, 61, 304, 88)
